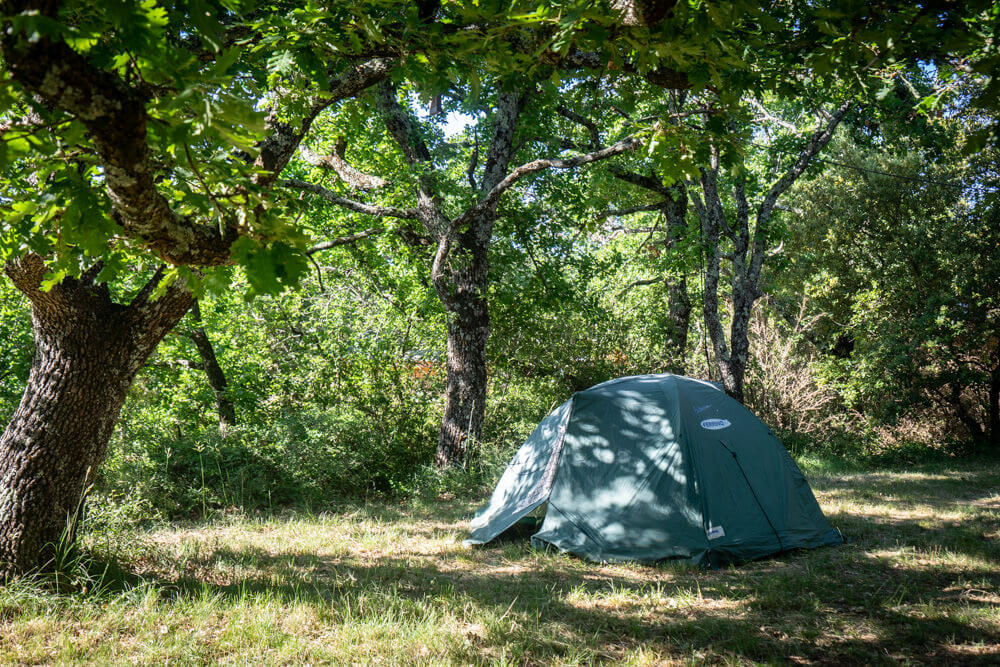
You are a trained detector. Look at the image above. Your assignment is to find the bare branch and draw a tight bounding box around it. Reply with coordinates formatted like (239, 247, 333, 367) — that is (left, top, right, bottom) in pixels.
(556, 105, 600, 148)
(746, 98, 798, 132)
(307, 228, 385, 254)
(619, 277, 665, 296)
(749, 100, 852, 285)
(595, 203, 664, 219)
(283, 179, 418, 219)
(450, 135, 643, 233)
(608, 166, 671, 195)
(774, 203, 804, 216)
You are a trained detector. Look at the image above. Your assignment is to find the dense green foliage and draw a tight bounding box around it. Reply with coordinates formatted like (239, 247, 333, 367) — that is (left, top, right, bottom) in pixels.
(1, 1, 998, 522)
(780, 133, 999, 451)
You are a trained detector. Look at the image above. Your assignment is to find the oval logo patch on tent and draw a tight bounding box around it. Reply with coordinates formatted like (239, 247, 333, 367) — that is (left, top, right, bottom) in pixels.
(700, 418, 731, 430)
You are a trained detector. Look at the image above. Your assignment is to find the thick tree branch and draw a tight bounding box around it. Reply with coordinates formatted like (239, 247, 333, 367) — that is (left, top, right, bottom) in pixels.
(306, 228, 386, 254)
(749, 100, 852, 284)
(698, 162, 737, 244)
(619, 276, 666, 295)
(432, 88, 524, 296)
(374, 81, 451, 236)
(756, 101, 853, 223)
(375, 80, 433, 165)
(253, 57, 395, 188)
(1, 1, 392, 266)
(2, 22, 232, 265)
(479, 90, 525, 194)
(608, 226, 661, 234)
(124, 272, 196, 357)
(3, 254, 60, 312)
(283, 179, 418, 219)
(300, 141, 389, 191)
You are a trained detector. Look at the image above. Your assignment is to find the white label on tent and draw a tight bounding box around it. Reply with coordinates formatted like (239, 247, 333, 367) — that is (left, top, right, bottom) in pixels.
(706, 525, 725, 540)
(700, 418, 731, 430)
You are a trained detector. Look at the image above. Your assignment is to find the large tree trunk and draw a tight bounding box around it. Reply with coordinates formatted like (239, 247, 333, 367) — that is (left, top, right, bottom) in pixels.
(693, 102, 851, 403)
(436, 239, 490, 465)
(431, 85, 520, 464)
(375, 82, 523, 466)
(188, 301, 236, 438)
(0, 255, 193, 580)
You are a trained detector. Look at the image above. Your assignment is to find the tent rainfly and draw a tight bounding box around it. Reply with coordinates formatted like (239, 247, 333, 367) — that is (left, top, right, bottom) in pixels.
(465, 374, 842, 566)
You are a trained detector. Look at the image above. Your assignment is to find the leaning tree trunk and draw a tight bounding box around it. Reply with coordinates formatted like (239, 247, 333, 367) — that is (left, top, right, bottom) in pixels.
(662, 182, 691, 374)
(947, 382, 987, 446)
(435, 232, 490, 466)
(988, 361, 999, 448)
(189, 301, 236, 438)
(0, 255, 193, 580)
(664, 280, 691, 374)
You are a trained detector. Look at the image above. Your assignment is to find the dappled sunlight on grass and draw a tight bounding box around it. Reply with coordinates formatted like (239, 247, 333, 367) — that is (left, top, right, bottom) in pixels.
(1, 460, 998, 663)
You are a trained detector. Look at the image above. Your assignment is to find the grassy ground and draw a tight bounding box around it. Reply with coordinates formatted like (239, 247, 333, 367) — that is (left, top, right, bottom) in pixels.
(1, 458, 998, 664)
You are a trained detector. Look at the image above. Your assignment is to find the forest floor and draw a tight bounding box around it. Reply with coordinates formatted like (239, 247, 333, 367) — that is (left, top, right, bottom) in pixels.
(1, 458, 998, 664)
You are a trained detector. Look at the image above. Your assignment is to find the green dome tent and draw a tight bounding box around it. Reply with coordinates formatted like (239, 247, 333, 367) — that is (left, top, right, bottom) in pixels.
(466, 374, 841, 566)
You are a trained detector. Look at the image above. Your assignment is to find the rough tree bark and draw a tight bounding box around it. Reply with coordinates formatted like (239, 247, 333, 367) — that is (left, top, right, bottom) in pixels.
(434, 226, 492, 465)
(690, 102, 851, 403)
(0, 256, 193, 579)
(371, 83, 643, 464)
(0, 0, 392, 578)
(611, 0, 678, 27)
(188, 301, 236, 438)
(375, 81, 524, 465)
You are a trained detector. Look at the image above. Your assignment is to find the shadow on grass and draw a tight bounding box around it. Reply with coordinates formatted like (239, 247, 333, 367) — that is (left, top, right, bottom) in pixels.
(76, 511, 1000, 663)
(85, 542, 999, 664)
